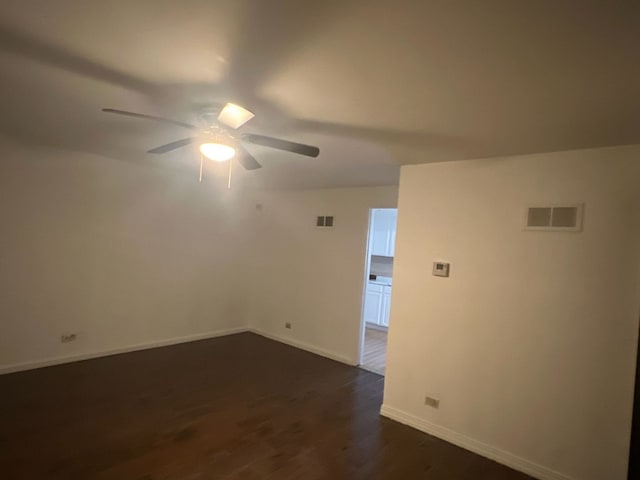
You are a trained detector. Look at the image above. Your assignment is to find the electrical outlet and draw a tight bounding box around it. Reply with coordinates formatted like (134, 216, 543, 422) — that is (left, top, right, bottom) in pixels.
(424, 396, 440, 409)
(60, 333, 77, 343)
(285, 322, 292, 329)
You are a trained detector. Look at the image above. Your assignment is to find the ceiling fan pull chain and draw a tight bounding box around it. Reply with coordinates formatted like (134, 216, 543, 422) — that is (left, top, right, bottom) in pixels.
(199, 153, 204, 183)
(227, 156, 233, 190)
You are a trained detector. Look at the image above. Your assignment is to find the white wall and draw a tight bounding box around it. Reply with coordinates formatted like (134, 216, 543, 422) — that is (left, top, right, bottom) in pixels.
(383, 145, 640, 480)
(246, 186, 398, 364)
(0, 139, 396, 373)
(0, 139, 251, 372)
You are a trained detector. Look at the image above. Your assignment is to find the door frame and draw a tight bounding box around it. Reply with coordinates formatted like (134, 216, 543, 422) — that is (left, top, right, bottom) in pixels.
(357, 209, 375, 367)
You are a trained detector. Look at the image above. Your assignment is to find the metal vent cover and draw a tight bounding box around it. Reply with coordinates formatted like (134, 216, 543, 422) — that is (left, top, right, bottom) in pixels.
(315, 216, 335, 228)
(525, 204, 583, 232)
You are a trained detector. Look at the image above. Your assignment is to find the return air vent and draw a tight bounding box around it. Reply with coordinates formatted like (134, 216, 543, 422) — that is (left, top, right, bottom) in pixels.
(316, 216, 335, 228)
(525, 204, 583, 232)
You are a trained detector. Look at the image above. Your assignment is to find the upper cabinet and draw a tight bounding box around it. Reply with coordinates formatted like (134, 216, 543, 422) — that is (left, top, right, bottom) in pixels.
(370, 209, 397, 257)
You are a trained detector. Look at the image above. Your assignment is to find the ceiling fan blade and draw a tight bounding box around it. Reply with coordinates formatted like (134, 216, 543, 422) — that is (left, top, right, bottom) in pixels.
(147, 137, 197, 154)
(241, 134, 319, 158)
(102, 108, 198, 130)
(236, 144, 262, 170)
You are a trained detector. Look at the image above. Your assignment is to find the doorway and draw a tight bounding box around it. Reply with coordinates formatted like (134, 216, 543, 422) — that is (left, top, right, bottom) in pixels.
(359, 208, 398, 375)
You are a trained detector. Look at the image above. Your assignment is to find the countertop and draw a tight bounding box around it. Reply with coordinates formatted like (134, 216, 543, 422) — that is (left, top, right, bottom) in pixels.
(369, 280, 392, 287)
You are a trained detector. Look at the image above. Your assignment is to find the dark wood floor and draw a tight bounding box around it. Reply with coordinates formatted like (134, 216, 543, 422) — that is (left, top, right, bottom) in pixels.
(0, 333, 533, 479)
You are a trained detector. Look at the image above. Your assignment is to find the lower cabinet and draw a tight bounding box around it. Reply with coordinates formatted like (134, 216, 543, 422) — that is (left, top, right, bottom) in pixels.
(364, 283, 384, 325)
(381, 287, 392, 327)
(364, 283, 392, 327)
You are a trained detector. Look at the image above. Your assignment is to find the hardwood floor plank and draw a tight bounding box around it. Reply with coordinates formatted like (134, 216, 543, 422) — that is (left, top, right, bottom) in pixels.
(362, 327, 388, 374)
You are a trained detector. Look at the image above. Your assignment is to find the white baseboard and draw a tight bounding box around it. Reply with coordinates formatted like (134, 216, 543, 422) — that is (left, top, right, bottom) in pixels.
(0, 326, 249, 375)
(1, 326, 355, 375)
(380, 404, 574, 480)
(249, 327, 357, 366)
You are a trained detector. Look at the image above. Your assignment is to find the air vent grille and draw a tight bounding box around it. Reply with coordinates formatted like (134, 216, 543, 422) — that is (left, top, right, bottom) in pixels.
(525, 204, 583, 232)
(316, 216, 335, 228)
(527, 207, 552, 227)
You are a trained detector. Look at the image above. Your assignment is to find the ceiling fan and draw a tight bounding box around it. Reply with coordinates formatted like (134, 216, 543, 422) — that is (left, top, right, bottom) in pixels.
(101, 103, 320, 172)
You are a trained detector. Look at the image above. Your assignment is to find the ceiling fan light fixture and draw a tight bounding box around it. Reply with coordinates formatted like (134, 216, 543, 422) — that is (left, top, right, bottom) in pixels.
(199, 142, 236, 162)
(217, 102, 255, 129)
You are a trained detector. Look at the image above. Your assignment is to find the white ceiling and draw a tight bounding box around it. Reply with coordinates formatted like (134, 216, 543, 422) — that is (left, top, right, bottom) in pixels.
(0, 0, 638, 189)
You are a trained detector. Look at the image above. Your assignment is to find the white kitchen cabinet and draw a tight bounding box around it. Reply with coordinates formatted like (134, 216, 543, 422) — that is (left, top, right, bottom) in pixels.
(364, 283, 392, 327)
(370, 209, 397, 257)
(364, 283, 384, 325)
(389, 219, 397, 256)
(381, 286, 392, 327)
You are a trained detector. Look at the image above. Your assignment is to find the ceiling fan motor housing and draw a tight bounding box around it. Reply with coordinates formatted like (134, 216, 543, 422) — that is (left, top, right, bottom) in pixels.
(198, 107, 224, 128)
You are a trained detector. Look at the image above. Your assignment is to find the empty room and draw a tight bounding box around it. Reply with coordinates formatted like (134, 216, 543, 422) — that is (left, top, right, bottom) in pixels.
(1, 2, 639, 480)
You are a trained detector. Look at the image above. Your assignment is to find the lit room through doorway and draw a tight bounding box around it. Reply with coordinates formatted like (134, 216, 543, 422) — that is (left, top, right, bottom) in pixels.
(360, 208, 397, 375)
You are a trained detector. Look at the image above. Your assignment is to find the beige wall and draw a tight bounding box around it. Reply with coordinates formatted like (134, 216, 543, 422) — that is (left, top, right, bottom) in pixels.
(0, 140, 250, 372)
(246, 186, 398, 364)
(383, 145, 640, 480)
